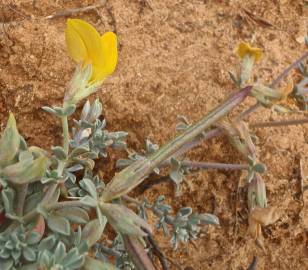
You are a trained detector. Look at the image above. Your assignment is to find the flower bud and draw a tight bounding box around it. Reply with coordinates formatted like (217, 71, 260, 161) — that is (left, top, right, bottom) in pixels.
(235, 42, 263, 86)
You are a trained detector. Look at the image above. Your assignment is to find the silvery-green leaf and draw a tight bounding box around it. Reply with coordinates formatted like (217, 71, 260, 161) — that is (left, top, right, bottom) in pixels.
(80, 100, 91, 121)
(170, 169, 184, 185)
(22, 246, 36, 262)
(1, 187, 15, 215)
(67, 164, 83, 173)
(36, 204, 49, 219)
(0, 259, 14, 270)
(38, 234, 57, 250)
(81, 219, 104, 247)
(100, 203, 152, 236)
(80, 195, 97, 207)
(52, 146, 67, 160)
(112, 141, 127, 150)
(115, 159, 133, 168)
(170, 157, 181, 168)
(82, 256, 118, 270)
(72, 226, 82, 245)
(53, 107, 65, 116)
(63, 247, 78, 264)
(2, 156, 48, 185)
(38, 250, 51, 267)
(198, 213, 220, 225)
(188, 213, 200, 225)
(5, 212, 22, 222)
(70, 146, 90, 158)
(55, 207, 89, 224)
(18, 263, 38, 270)
(26, 232, 42, 245)
(18, 151, 34, 162)
(12, 249, 21, 261)
(176, 122, 189, 131)
(79, 151, 98, 160)
(0, 249, 10, 259)
(156, 195, 165, 202)
(79, 179, 97, 199)
(0, 113, 20, 167)
(19, 136, 28, 151)
(62, 249, 85, 269)
(247, 169, 255, 183)
(47, 215, 70, 235)
(24, 191, 43, 214)
(5, 241, 13, 250)
(54, 242, 66, 261)
(247, 156, 255, 167)
(254, 163, 267, 173)
(72, 158, 95, 170)
(65, 256, 85, 269)
(88, 99, 103, 122)
(145, 139, 159, 154)
(42, 106, 58, 116)
(63, 104, 76, 116)
(178, 207, 192, 217)
(96, 207, 107, 228)
(47, 186, 60, 204)
(40, 177, 56, 184)
(78, 240, 88, 254)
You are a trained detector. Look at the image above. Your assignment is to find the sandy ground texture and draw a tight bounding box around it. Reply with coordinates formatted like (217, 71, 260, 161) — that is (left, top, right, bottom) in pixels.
(1, 0, 308, 269)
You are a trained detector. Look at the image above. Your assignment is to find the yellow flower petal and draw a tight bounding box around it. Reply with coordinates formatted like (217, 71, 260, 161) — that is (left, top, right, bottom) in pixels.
(100, 32, 118, 75)
(65, 20, 88, 63)
(90, 64, 108, 83)
(65, 19, 118, 86)
(236, 42, 263, 61)
(66, 19, 103, 67)
(90, 32, 118, 83)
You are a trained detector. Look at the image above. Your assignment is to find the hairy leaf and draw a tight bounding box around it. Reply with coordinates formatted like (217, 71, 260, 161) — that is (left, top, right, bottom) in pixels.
(47, 215, 70, 235)
(55, 207, 89, 224)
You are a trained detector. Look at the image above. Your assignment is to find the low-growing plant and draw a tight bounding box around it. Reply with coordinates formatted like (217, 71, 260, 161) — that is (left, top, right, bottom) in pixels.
(0, 19, 307, 270)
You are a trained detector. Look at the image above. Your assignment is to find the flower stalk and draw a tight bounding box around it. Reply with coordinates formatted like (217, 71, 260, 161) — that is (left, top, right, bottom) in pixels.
(101, 86, 252, 202)
(61, 115, 69, 155)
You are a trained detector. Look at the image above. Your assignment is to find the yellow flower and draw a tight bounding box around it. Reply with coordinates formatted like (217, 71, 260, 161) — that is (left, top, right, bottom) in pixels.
(65, 19, 118, 84)
(235, 42, 263, 62)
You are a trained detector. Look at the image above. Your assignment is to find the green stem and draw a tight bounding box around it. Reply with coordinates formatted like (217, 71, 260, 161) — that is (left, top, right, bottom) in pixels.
(173, 51, 308, 156)
(102, 86, 252, 202)
(122, 235, 156, 270)
(150, 87, 251, 165)
(46, 201, 88, 211)
(181, 161, 249, 171)
(61, 115, 69, 155)
(236, 50, 308, 121)
(251, 118, 308, 128)
(15, 184, 28, 216)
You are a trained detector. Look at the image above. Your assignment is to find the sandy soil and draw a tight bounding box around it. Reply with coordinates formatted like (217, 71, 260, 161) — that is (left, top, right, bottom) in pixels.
(0, 0, 307, 269)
